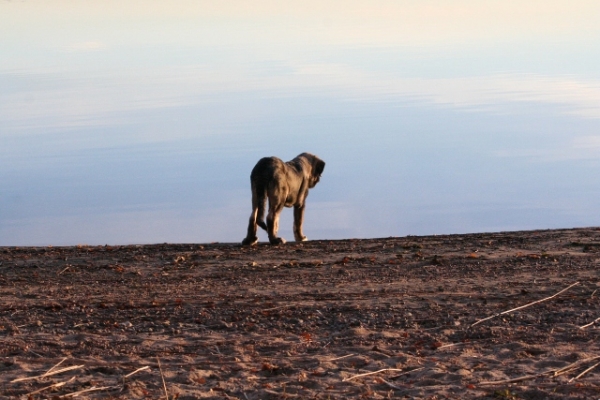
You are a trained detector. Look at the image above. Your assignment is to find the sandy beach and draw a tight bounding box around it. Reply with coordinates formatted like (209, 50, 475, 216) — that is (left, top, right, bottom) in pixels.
(1, 228, 600, 399)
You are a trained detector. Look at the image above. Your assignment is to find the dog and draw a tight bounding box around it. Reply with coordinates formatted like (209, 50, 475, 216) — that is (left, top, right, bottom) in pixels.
(242, 153, 325, 245)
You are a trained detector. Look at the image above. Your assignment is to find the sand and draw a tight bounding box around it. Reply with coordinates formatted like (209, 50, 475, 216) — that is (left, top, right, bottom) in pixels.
(1, 228, 600, 399)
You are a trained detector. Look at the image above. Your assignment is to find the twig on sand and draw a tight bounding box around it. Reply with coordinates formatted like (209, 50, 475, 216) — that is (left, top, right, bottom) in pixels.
(343, 368, 405, 382)
(470, 282, 580, 327)
(380, 378, 403, 390)
(157, 356, 169, 400)
(261, 305, 292, 312)
(569, 362, 600, 382)
(28, 349, 44, 358)
(479, 370, 553, 385)
(345, 368, 426, 391)
(481, 355, 600, 385)
(343, 367, 423, 382)
(25, 377, 75, 396)
(45, 357, 68, 375)
(437, 342, 467, 350)
(61, 386, 116, 397)
(264, 388, 299, 397)
(388, 367, 424, 379)
(11, 364, 84, 383)
(579, 316, 600, 330)
(124, 365, 150, 379)
(554, 356, 600, 377)
(328, 354, 355, 361)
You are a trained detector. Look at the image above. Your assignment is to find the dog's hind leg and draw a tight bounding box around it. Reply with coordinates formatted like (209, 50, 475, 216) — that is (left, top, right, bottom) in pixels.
(256, 186, 268, 231)
(242, 208, 259, 245)
(242, 185, 260, 245)
(267, 207, 286, 245)
(266, 190, 287, 245)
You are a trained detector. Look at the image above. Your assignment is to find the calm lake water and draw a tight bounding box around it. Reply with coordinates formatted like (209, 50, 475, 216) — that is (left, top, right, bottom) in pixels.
(2, 1, 600, 246)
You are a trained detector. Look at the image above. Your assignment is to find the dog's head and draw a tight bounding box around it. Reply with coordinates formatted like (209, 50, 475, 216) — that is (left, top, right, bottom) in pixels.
(297, 152, 325, 188)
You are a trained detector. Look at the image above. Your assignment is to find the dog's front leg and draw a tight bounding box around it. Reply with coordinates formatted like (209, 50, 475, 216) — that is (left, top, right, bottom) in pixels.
(293, 204, 308, 242)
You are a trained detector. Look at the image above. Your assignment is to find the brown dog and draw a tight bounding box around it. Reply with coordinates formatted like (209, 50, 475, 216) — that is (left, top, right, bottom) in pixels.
(242, 153, 325, 245)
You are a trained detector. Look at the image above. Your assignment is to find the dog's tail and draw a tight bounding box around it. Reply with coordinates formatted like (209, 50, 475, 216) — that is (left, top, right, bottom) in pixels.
(251, 180, 268, 231)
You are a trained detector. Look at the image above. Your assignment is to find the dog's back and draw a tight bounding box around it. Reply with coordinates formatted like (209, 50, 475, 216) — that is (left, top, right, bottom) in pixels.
(250, 157, 284, 186)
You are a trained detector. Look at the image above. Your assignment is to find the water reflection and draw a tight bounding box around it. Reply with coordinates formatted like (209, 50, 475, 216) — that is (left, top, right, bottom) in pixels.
(1, 1, 600, 245)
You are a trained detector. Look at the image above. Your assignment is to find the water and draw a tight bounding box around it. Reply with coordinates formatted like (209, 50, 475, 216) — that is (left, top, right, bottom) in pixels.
(2, 1, 600, 246)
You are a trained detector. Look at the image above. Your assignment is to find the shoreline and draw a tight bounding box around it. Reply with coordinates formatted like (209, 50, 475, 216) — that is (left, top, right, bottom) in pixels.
(2, 226, 597, 249)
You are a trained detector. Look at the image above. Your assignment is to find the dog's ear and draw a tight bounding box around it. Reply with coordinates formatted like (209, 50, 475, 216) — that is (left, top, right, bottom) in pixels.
(314, 158, 325, 177)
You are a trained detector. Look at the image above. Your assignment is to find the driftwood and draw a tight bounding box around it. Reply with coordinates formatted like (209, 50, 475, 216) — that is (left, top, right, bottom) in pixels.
(480, 355, 600, 385)
(11, 364, 84, 383)
(328, 354, 356, 361)
(380, 378, 403, 389)
(554, 356, 600, 376)
(579, 316, 600, 330)
(568, 361, 600, 382)
(343, 368, 405, 382)
(25, 377, 75, 396)
(471, 282, 579, 327)
(479, 371, 552, 386)
(343, 367, 424, 382)
(60, 386, 116, 397)
(124, 365, 151, 379)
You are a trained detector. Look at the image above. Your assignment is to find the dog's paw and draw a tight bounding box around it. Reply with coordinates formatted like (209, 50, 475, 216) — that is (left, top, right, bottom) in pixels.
(295, 235, 308, 242)
(242, 236, 258, 246)
(269, 237, 286, 245)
